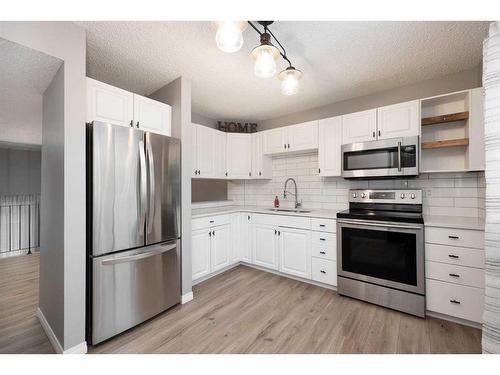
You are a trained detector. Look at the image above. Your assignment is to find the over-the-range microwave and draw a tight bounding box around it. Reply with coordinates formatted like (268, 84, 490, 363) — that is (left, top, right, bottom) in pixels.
(341, 136, 419, 179)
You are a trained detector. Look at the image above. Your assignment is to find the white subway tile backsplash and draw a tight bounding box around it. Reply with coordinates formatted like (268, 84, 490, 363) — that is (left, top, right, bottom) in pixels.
(227, 151, 485, 217)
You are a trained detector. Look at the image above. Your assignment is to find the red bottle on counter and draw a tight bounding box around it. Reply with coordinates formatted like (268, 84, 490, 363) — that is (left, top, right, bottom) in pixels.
(274, 195, 280, 208)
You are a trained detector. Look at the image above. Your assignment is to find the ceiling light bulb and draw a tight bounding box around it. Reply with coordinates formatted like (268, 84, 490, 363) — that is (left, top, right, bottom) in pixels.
(250, 33, 280, 78)
(278, 67, 303, 96)
(215, 21, 246, 53)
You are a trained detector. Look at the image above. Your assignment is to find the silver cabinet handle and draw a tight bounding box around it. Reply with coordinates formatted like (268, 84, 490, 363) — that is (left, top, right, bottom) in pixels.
(101, 243, 176, 265)
(138, 140, 147, 236)
(146, 137, 155, 234)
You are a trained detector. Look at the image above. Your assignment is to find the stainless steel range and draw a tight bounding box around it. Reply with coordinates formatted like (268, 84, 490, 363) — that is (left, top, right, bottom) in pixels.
(336, 189, 425, 317)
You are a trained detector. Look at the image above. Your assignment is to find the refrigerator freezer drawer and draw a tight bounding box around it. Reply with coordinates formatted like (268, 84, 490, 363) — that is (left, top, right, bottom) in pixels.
(91, 240, 180, 345)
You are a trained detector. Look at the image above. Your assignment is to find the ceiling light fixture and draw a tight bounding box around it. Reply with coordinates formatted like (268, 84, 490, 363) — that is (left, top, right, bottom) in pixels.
(215, 20, 303, 96)
(214, 21, 247, 53)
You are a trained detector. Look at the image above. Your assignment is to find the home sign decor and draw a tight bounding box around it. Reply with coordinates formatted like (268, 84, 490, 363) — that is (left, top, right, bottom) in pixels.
(217, 121, 258, 133)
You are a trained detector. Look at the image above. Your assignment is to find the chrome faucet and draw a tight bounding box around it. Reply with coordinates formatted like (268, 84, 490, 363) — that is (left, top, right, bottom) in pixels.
(283, 178, 301, 208)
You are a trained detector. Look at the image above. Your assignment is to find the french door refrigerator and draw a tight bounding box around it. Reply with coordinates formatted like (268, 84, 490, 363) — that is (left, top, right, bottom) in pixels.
(86, 121, 181, 345)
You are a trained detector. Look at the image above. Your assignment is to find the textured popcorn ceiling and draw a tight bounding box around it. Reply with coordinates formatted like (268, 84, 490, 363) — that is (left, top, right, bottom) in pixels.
(78, 21, 489, 122)
(0, 38, 62, 145)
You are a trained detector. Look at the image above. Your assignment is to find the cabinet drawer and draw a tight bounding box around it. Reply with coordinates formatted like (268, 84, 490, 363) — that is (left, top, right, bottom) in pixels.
(311, 231, 335, 245)
(311, 243, 336, 261)
(425, 261, 484, 288)
(425, 243, 484, 269)
(192, 214, 231, 230)
(426, 279, 484, 323)
(311, 218, 336, 233)
(311, 258, 337, 286)
(425, 227, 484, 249)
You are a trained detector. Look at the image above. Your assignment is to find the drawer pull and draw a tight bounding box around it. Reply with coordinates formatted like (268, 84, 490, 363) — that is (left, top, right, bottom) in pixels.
(448, 254, 459, 259)
(320, 270, 326, 274)
(449, 273, 460, 278)
(319, 224, 326, 227)
(320, 251, 326, 255)
(450, 299, 461, 304)
(319, 238, 326, 241)
(209, 220, 214, 223)
(448, 235, 460, 239)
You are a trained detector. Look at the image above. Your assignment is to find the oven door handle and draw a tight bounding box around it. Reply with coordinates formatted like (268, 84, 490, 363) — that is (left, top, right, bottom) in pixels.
(397, 141, 402, 172)
(338, 219, 422, 230)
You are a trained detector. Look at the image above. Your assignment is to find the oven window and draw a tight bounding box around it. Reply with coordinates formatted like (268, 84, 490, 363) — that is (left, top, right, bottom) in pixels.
(341, 227, 417, 286)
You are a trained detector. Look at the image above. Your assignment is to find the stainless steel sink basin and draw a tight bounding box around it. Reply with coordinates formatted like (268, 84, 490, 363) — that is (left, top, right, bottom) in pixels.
(266, 208, 311, 213)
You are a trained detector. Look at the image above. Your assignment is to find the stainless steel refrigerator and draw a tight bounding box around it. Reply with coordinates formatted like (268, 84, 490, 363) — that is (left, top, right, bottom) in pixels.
(86, 121, 181, 345)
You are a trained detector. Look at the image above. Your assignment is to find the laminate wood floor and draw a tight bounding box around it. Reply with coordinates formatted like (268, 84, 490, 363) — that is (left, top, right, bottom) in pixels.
(0, 255, 482, 354)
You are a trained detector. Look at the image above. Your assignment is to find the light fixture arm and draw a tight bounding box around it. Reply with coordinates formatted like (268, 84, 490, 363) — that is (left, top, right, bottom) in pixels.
(247, 21, 293, 68)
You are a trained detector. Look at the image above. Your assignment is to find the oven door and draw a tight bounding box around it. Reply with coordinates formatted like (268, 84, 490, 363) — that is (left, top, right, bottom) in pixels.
(341, 136, 418, 178)
(337, 219, 424, 295)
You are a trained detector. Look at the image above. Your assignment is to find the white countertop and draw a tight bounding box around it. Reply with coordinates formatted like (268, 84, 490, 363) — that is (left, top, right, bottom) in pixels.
(192, 205, 342, 220)
(423, 215, 485, 231)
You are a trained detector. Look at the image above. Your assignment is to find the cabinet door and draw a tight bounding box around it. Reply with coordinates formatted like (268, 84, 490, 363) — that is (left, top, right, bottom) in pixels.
(192, 228, 211, 281)
(252, 133, 272, 179)
(253, 223, 279, 270)
(468, 87, 485, 171)
(342, 109, 377, 144)
(279, 227, 311, 279)
(213, 129, 227, 178)
(86, 78, 133, 127)
(377, 100, 419, 140)
(195, 124, 216, 178)
(262, 127, 288, 155)
(230, 213, 241, 263)
(226, 134, 252, 179)
(287, 121, 319, 152)
(241, 213, 252, 263)
(133, 94, 172, 136)
(191, 124, 198, 177)
(318, 116, 342, 176)
(211, 224, 231, 272)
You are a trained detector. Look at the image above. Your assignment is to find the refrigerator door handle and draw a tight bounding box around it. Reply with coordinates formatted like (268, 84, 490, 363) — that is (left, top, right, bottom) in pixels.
(100, 242, 177, 266)
(138, 140, 147, 236)
(146, 137, 155, 234)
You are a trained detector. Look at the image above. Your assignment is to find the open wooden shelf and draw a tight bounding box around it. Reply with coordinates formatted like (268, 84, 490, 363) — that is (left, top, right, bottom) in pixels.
(421, 138, 469, 150)
(421, 111, 469, 126)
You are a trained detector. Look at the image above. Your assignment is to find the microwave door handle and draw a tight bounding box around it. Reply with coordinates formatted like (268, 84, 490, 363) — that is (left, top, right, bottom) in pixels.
(397, 141, 402, 172)
(138, 140, 147, 236)
(146, 137, 155, 234)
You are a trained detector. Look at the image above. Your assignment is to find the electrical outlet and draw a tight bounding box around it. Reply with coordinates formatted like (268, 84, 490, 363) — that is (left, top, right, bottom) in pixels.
(425, 189, 432, 197)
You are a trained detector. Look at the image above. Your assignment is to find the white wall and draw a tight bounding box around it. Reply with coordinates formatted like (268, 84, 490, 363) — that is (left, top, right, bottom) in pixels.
(150, 77, 193, 297)
(228, 151, 485, 218)
(0, 22, 87, 351)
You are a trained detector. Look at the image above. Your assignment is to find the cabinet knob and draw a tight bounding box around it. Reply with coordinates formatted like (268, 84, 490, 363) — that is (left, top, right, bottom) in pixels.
(372, 131, 376, 138)
(320, 270, 326, 274)
(448, 254, 459, 259)
(130, 120, 133, 127)
(259, 171, 262, 176)
(449, 273, 460, 278)
(450, 299, 461, 304)
(287, 143, 290, 149)
(320, 251, 326, 255)
(448, 235, 459, 239)
(378, 130, 381, 137)
(136, 121, 140, 128)
(209, 231, 211, 237)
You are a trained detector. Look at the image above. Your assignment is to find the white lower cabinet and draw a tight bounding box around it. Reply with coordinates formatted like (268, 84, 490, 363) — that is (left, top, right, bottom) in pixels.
(191, 228, 212, 281)
(279, 227, 311, 279)
(211, 224, 231, 272)
(253, 223, 279, 270)
(241, 213, 252, 263)
(311, 258, 337, 286)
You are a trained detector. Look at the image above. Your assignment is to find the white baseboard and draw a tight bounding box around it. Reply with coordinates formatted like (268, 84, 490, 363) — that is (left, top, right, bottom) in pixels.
(37, 308, 87, 354)
(181, 291, 194, 304)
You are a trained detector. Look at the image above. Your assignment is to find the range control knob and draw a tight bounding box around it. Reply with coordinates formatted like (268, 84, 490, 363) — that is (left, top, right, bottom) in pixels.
(410, 193, 416, 199)
(352, 192, 357, 198)
(400, 193, 405, 199)
(361, 193, 366, 198)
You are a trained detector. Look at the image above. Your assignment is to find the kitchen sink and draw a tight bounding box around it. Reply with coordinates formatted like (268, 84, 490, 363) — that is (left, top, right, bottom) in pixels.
(266, 208, 311, 213)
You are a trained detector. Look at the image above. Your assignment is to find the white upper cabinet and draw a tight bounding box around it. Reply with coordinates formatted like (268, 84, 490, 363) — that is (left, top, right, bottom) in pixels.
(318, 116, 342, 177)
(342, 109, 377, 144)
(87, 78, 134, 127)
(279, 227, 311, 279)
(252, 132, 272, 179)
(87, 78, 171, 136)
(377, 100, 420, 140)
(213, 130, 227, 178)
(133, 94, 172, 136)
(191, 124, 226, 179)
(287, 121, 319, 152)
(468, 87, 485, 171)
(262, 121, 318, 155)
(226, 133, 252, 179)
(262, 127, 288, 155)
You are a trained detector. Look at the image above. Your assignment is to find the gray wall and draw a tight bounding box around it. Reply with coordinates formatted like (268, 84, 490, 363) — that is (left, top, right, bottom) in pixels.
(259, 66, 482, 130)
(192, 112, 217, 128)
(0, 22, 87, 351)
(0, 147, 41, 196)
(191, 180, 227, 202)
(150, 77, 193, 297)
(40, 64, 65, 343)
